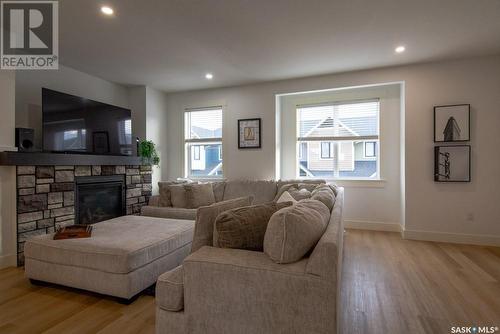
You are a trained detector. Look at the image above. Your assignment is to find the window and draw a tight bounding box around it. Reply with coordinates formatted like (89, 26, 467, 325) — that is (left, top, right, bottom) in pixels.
(297, 100, 379, 179)
(320, 142, 333, 159)
(185, 107, 223, 178)
(364, 141, 376, 158)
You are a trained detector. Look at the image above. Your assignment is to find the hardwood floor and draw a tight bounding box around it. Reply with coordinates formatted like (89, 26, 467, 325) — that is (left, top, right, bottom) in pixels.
(0, 230, 498, 333)
(341, 230, 500, 334)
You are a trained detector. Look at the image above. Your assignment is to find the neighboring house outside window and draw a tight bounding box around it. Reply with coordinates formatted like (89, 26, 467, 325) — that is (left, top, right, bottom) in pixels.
(185, 107, 223, 178)
(364, 141, 376, 158)
(297, 100, 379, 179)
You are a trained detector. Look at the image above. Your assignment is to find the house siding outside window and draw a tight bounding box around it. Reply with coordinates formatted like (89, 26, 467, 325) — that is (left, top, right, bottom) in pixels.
(297, 100, 379, 179)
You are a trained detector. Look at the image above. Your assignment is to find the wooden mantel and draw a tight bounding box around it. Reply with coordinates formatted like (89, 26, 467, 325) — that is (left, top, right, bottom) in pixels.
(0, 151, 144, 166)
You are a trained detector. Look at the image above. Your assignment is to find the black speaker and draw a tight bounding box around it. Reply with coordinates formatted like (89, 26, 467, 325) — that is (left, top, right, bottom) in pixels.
(15, 128, 34, 152)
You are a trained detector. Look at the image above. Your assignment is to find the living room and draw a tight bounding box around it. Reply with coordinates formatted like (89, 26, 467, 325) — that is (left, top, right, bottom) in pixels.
(0, 0, 499, 333)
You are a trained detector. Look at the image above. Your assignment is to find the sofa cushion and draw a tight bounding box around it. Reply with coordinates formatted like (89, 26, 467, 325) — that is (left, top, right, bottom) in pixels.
(213, 201, 293, 251)
(264, 199, 330, 264)
(141, 206, 197, 220)
(156, 265, 184, 311)
(158, 180, 187, 207)
(276, 191, 297, 204)
(185, 183, 216, 208)
(311, 184, 336, 211)
(24, 215, 195, 274)
(274, 182, 321, 201)
(170, 184, 189, 208)
(223, 180, 277, 204)
(191, 196, 253, 253)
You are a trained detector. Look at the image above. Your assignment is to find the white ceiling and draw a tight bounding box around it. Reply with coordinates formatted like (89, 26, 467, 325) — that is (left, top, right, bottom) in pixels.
(59, 0, 500, 92)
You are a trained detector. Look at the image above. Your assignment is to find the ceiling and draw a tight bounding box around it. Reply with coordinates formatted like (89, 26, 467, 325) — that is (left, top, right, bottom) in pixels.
(59, 0, 500, 92)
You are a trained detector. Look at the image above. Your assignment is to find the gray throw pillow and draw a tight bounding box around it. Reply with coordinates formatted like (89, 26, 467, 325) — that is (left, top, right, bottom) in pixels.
(185, 183, 216, 208)
(310, 184, 336, 211)
(169, 184, 189, 208)
(213, 201, 293, 251)
(264, 199, 330, 264)
(191, 196, 253, 253)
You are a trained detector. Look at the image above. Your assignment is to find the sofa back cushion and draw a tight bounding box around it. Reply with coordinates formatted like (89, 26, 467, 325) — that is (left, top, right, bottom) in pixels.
(170, 184, 189, 208)
(191, 196, 253, 253)
(264, 199, 330, 264)
(213, 201, 293, 251)
(222, 180, 277, 204)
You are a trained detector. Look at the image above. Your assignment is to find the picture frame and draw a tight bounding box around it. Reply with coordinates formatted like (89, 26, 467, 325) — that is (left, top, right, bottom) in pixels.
(434, 145, 471, 182)
(92, 131, 110, 154)
(434, 104, 470, 142)
(238, 118, 261, 149)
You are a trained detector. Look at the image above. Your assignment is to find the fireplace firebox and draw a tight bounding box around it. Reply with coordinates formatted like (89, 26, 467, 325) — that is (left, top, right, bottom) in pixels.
(75, 175, 126, 225)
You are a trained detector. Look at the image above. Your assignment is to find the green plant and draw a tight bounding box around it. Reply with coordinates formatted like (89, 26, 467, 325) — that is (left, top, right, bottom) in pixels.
(139, 140, 160, 167)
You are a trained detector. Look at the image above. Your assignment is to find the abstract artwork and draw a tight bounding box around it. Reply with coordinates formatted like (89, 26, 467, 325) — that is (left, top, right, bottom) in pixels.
(434, 145, 471, 182)
(238, 118, 261, 149)
(434, 104, 470, 142)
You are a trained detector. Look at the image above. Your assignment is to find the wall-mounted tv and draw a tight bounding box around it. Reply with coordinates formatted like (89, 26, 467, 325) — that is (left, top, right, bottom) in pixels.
(42, 88, 132, 156)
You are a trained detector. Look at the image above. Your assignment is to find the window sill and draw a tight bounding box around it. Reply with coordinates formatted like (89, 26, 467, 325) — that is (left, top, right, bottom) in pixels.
(329, 179, 386, 188)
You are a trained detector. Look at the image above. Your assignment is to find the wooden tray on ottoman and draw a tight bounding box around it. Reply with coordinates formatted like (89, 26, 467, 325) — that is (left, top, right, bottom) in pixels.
(54, 224, 93, 240)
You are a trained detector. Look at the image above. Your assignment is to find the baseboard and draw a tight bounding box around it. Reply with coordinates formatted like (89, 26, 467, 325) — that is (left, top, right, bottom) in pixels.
(0, 254, 17, 269)
(402, 229, 500, 247)
(344, 220, 402, 232)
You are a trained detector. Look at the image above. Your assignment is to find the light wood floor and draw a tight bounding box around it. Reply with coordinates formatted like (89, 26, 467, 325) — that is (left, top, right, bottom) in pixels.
(0, 230, 498, 333)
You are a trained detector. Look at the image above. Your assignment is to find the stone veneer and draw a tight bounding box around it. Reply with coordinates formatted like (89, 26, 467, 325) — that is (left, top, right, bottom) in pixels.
(16, 165, 152, 265)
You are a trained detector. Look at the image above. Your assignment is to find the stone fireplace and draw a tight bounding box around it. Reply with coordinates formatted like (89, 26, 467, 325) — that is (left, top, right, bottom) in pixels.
(16, 164, 152, 265)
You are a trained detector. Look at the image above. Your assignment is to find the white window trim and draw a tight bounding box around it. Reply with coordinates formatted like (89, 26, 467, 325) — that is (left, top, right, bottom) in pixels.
(296, 99, 380, 180)
(184, 106, 223, 179)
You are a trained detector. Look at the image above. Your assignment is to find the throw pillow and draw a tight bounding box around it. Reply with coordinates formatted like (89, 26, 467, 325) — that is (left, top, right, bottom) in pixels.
(310, 184, 336, 211)
(288, 187, 312, 200)
(274, 182, 322, 201)
(264, 199, 330, 264)
(276, 191, 297, 204)
(191, 196, 254, 253)
(169, 184, 188, 208)
(158, 181, 186, 206)
(185, 183, 216, 208)
(213, 201, 293, 251)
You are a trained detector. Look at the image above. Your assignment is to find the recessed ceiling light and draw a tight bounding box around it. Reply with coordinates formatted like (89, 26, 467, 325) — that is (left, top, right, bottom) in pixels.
(205, 73, 213, 80)
(101, 6, 114, 15)
(395, 46, 406, 53)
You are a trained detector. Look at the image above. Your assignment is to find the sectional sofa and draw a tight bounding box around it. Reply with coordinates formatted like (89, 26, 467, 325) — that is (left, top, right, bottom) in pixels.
(147, 179, 344, 334)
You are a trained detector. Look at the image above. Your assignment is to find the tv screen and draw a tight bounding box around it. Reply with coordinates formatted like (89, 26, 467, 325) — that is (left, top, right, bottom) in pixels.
(42, 88, 132, 156)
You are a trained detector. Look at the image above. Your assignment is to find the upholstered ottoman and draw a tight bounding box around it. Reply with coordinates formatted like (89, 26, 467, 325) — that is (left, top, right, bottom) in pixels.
(24, 215, 194, 302)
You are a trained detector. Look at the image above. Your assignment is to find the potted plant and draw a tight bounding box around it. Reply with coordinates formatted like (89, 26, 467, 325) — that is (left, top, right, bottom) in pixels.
(138, 140, 160, 167)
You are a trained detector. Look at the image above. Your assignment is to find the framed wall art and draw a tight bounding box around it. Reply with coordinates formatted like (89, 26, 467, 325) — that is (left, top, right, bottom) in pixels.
(238, 118, 261, 149)
(434, 145, 471, 182)
(434, 104, 470, 142)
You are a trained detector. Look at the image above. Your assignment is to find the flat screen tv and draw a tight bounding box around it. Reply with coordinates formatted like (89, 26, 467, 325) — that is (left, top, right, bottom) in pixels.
(42, 88, 133, 156)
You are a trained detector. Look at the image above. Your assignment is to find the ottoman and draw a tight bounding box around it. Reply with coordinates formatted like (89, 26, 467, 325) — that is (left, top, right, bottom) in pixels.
(24, 215, 195, 302)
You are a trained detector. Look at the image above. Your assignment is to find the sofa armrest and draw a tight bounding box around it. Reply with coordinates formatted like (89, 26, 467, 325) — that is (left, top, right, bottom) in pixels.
(148, 195, 161, 206)
(182, 246, 336, 333)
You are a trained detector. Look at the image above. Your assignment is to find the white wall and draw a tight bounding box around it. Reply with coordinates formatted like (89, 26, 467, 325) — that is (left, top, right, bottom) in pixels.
(0, 71, 17, 268)
(15, 64, 143, 149)
(164, 55, 500, 245)
(145, 87, 169, 194)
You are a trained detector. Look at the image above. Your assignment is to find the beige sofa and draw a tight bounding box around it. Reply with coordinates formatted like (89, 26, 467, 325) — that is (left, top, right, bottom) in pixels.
(155, 184, 344, 334)
(141, 179, 324, 220)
